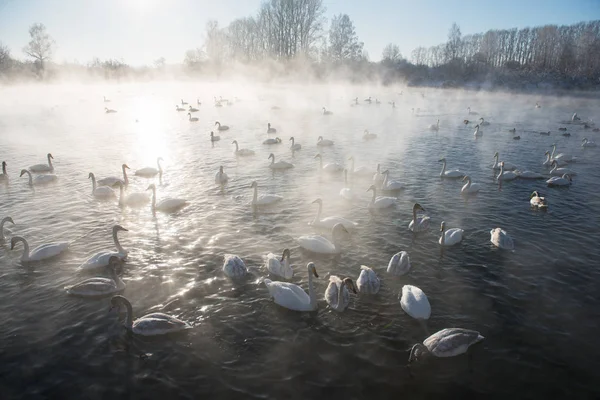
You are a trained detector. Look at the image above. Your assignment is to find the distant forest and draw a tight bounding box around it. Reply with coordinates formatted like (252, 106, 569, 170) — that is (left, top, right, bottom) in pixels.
(1, 0, 599, 90)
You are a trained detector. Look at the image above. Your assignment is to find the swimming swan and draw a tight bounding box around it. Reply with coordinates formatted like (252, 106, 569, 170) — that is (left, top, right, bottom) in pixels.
(20, 169, 58, 186)
(264, 262, 319, 311)
(298, 223, 348, 254)
(267, 123, 277, 133)
(496, 162, 517, 181)
(546, 174, 572, 187)
(215, 121, 229, 131)
(461, 175, 481, 194)
(147, 184, 187, 213)
(187, 112, 198, 122)
(0, 216, 14, 241)
(89, 173, 116, 198)
(29, 153, 54, 172)
(550, 144, 575, 163)
(67, 257, 125, 297)
(387, 251, 411, 275)
(429, 119, 440, 131)
(409, 328, 484, 362)
(135, 157, 163, 178)
(11, 236, 69, 262)
(530, 191, 548, 209)
(439, 158, 465, 179)
(550, 160, 576, 176)
(317, 136, 334, 146)
(215, 166, 229, 184)
(582, 138, 596, 148)
(490, 227, 514, 250)
(492, 152, 517, 170)
(263, 137, 281, 145)
(269, 153, 294, 169)
(223, 254, 247, 278)
(408, 203, 430, 232)
(232, 140, 255, 156)
(367, 185, 396, 209)
(314, 153, 343, 173)
(97, 164, 130, 187)
(325, 276, 357, 312)
(289, 137, 302, 151)
(322, 107, 333, 115)
(356, 265, 380, 294)
(381, 170, 405, 191)
(309, 198, 358, 230)
(250, 181, 283, 206)
(347, 156, 372, 178)
(363, 129, 378, 140)
(79, 225, 128, 270)
(439, 221, 463, 246)
(265, 248, 293, 279)
(400, 284, 431, 320)
(210, 131, 221, 142)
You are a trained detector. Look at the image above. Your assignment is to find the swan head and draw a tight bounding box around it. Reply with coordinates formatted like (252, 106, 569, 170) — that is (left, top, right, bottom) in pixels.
(219, 165, 224, 173)
(88, 172, 94, 179)
(250, 181, 257, 189)
(146, 183, 156, 192)
(10, 236, 21, 250)
(413, 203, 425, 213)
(313, 154, 322, 159)
(317, 136, 323, 141)
(215, 121, 220, 126)
(530, 191, 540, 199)
(493, 152, 498, 158)
(307, 262, 319, 278)
(268, 153, 275, 160)
(289, 137, 294, 141)
(157, 157, 164, 163)
(440, 221, 446, 232)
(367, 184, 376, 193)
(312, 198, 323, 205)
(3, 216, 14, 225)
(550, 143, 556, 148)
(544, 151, 550, 156)
(19, 169, 28, 177)
(1, 161, 5, 168)
(48, 153, 54, 160)
(438, 158, 446, 162)
(122, 164, 130, 170)
(275, 137, 281, 143)
(342, 277, 358, 294)
(232, 140, 237, 145)
(280, 248, 290, 261)
(347, 156, 353, 161)
(109, 295, 129, 312)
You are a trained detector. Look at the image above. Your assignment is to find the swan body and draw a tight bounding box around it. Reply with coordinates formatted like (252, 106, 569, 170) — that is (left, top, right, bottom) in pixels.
(339, 169, 355, 200)
(215, 166, 229, 184)
(215, 121, 229, 131)
(547, 174, 572, 187)
(347, 157, 372, 178)
(268, 153, 294, 169)
(473, 124, 482, 137)
(530, 191, 548, 209)
(492, 152, 517, 170)
(135, 157, 163, 178)
(363, 130, 378, 140)
(289, 137, 301, 151)
(325, 276, 357, 312)
(543, 151, 566, 167)
(267, 123, 276, 133)
(189, 105, 199, 112)
(467, 107, 478, 115)
(79, 225, 128, 270)
(400, 285, 431, 320)
(478, 117, 490, 126)
(263, 137, 281, 145)
(210, 131, 221, 142)
(317, 136, 334, 146)
(117, 182, 150, 207)
(88, 173, 116, 198)
(387, 251, 411, 275)
(408, 203, 430, 232)
(550, 161, 576, 176)
(97, 164, 130, 187)
(110, 295, 192, 336)
(439, 158, 465, 179)
(550, 144, 575, 163)
(461, 175, 481, 194)
(439, 221, 463, 246)
(429, 119, 440, 131)
(187, 112, 198, 122)
(147, 184, 187, 213)
(11, 236, 69, 262)
(265, 249, 293, 279)
(490, 228, 514, 250)
(409, 328, 484, 362)
(356, 265, 380, 294)
(309, 198, 358, 230)
(232, 140, 255, 156)
(264, 262, 319, 311)
(0, 216, 14, 240)
(322, 107, 333, 115)
(29, 153, 54, 172)
(176, 105, 185, 111)
(298, 223, 348, 254)
(367, 185, 396, 209)
(314, 154, 343, 173)
(250, 181, 283, 206)
(496, 162, 517, 181)
(381, 170, 405, 191)
(223, 254, 247, 278)
(67, 257, 125, 297)
(517, 170, 545, 179)
(582, 138, 596, 148)
(20, 169, 57, 186)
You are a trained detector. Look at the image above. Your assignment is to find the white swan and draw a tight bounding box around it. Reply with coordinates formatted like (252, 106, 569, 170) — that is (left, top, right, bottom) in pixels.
(0, 161, 8, 183)
(322, 107, 333, 115)
(490, 228, 514, 250)
(381, 170, 405, 191)
(147, 184, 187, 213)
(543, 150, 566, 167)
(572, 112, 580, 121)
(105, 107, 117, 113)
(582, 138, 596, 148)
(408, 203, 430, 232)
(467, 107, 478, 115)
(363, 129, 378, 140)
(372, 163, 385, 186)
(187, 112, 198, 122)
(473, 124, 482, 137)
(117, 182, 150, 207)
(20, 169, 57, 186)
(264, 262, 319, 311)
(309, 198, 358, 230)
(356, 265, 380, 294)
(496, 162, 517, 181)
(250, 181, 283, 206)
(298, 223, 348, 254)
(110, 295, 192, 336)
(265, 248, 293, 279)
(215, 165, 229, 184)
(409, 328, 484, 362)
(189, 105, 199, 112)
(269, 153, 294, 169)
(339, 169, 355, 200)
(439, 158, 465, 179)
(11, 236, 69, 262)
(348, 156, 372, 178)
(439, 221, 463, 246)
(530, 191, 548, 209)
(67, 257, 125, 297)
(317, 136, 334, 146)
(550, 160, 576, 176)
(289, 137, 301, 151)
(215, 121, 229, 131)
(29, 153, 54, 172)
(550, 144, 575, 163)
(263, 137, 281, 145)
(267, 123, 276, 133)
(461, 175, 481, 194)
(79, 225, 128, 270)
(387, 251, 411, 275)
(429, 119, 440, 131)
(492, 152, 517, 170)
(517, 170, 545, 179)
(478, 117, 490, 126)
(175, 105, 185, 112)
(547, 174, 572, 187)
(89, 172, 116, 198)
(400, 285, 431, 320)
(232, 140, 255, 156)
(97, 164, 130, 187)
(181, 99, 188, 105)
(210, 131, 221, 142)
(135, 157, 163, 178)
(223, 254, 247, 278)
(314, 153, 343, 173)
(325, 276, 357, 312)
(0, 216, 14, 241)
(367, 185, 396, 209)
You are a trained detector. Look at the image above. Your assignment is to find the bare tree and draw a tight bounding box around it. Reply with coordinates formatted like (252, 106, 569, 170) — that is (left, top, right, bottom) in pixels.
(184, 48, 205, 71)
(0, 42, 10, 72)
(445, 23, 461, 62)
(154, 57, 166, 69)
(382, 43, 402, 63)
(327, 14, 363, 62)
(23, 23, 55, 72)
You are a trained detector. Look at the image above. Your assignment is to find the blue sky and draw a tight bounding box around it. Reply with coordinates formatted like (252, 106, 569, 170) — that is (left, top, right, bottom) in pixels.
(0, 0, 598, 66)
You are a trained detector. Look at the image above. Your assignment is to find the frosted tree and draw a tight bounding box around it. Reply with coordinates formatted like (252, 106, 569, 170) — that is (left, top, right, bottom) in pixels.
(23, 23, 55, 72)
(327, 14, 363, 62)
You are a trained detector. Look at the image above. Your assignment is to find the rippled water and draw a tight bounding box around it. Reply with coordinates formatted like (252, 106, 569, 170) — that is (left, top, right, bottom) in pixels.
(1, 82, 599, 399)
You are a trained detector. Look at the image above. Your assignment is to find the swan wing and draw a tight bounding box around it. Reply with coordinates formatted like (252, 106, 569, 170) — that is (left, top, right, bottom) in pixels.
(424, 328, 484, 358)
(79, 251, 121, 270)
(357, 265, 380, 294)
(67, 278, 119, 296)
(264, 280, 311, 311)
(387, 251, 411, 275)
(156, 198, 187, 212)
(133, 313, 191, 336)
(297, 235, 337, 254)
(255, 194, 283, 205)
(400, 285, 431, 320)
(223, 254, 247, 278)
(30, 242, 69, 261)
(317, 216, 358, 230)
(490, 228, 514, 250)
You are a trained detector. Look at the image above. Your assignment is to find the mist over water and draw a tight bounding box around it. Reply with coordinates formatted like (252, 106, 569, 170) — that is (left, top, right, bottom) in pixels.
(1, 82, 600, 398)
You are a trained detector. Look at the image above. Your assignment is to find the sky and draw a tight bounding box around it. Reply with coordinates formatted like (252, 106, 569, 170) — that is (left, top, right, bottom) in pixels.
(0, 0, 598, 66)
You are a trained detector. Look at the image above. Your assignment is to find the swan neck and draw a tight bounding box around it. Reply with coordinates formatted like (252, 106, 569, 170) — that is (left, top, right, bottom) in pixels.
(90, 175, 97, 192)
(47, 154, 53, 168)
(122, 165, 128, 185)
(24, 170, 32, 186)
(440, 160, 446, 176)
(121, 298, 134, 329)
(307, 268, 316, 310)
(497, 164, 504, 180)
(550, 163, 556, 173)
(113, 229, 125, 254)
(252, 185, 258, 204)
(316, 202, 322, 222)
(234, 141, 239, 151)
(151, 188, 156, 209)
(157, 159, 163, 173)
(412, 207, 417, 224)
(337, 281, 346, 308)
(370, 189, 376, 204)
(118, 185, 124, 205)
(440, 225, 445, 245)
(0, 218, 8, 239)
(551, 146, 556, 159)
(16, 237, 29, 260)
(350, 158, 355, 173)
(2, 163, 6, 175)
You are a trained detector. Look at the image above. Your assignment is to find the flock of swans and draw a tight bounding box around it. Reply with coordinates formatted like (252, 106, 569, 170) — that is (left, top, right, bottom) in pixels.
(1, 97, 596, 368)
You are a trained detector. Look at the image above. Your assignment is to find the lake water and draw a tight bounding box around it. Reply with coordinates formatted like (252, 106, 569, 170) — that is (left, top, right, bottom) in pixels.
(1, 82, 599, 399)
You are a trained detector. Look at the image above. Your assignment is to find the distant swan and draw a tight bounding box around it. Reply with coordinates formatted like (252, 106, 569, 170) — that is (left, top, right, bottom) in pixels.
(467, 107, 478, 115)
(439, 221, 463, 246)
(322, 107, 333, 115)
(117, 182, 150, 207)
(289, 137, 301, 151)
(400, 285, 431, 320)
(0, 216, 14, 241)
(550, 144, 575, 163)
(215, 165, 229, 184)
(187, 112, 198, 122)
(67, 256, 125, 297)
(310, 198, 358, 230)
(223, 254, 247, 278)
(250, 181, 283, 206)
(461, 175, 481, 194)
(530, 191, 548, 209)
(387, 251, 411, 275)
(317, 136, 334, 146)
(381, 170, 405, 191)
(232, 140, 255, 156)
(11, 235, 69, 262)
(582, 138, 596, 148)
(314, 153, 343, 173)
(267, 123, 277, 133)
(347, 156, 372, 178)
(367, 185, 396, 209)
(110, 295, 192, 336)
(135, 157, 163, 178)
(496, 162, 517, 181)
(490, 227, 514, 250)
(263, 137, 281, 145)
(409, 328, 484, 363)
(550, 160, 576, 176)
(97, 164, 130, 187)
(408, 203, 430, 232)
(268, 153, 294, 169)
(210, 131, 221, 142)
(20, 169, 57, 186)
(89, 173, 116, 198)
(473, 124, 482, 137)
(215, 121, 229, 131)
(298, 223, 348, 254)
(105, 107, 117, 113)
(439, 158, 465, 179)
(492, 152, 517, 170)
(176, 105, 185, 111)
(356, 265, 380, 294)
(29, 153, 54, 172)
(265, 248, 293, 279)
(325, 276, 357, 312)
(189, 105, 199, 112)
(429, 119, 440, 131)
(0, 161, 7, 183)
(363, 130, 378, 140)
(79, 225, 128, 270)
(147, 183, 187, 213)
(546, 174, 571, 187)
(478, 117, 490, 126)
(181, 99, 188, 105)
(264, 262, 319, 312)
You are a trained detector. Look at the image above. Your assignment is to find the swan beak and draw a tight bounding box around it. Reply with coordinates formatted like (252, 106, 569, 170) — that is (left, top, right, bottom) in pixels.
(313, 270, 319, 278)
